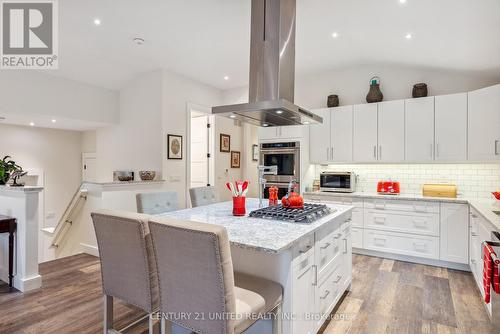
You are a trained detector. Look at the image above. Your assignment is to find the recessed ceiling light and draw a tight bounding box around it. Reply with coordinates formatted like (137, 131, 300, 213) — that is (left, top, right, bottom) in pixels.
(331, 32, 338, 38)
(262, 123, 269, 127)
(405, 33, 412, 39)
(51, 119, 56, 123)
(276, 110, 283, 114)
(29, 122, 35, 126)
(93, 18, 101, 26)
(229, 115, 236, 118)
(133, 37, 145, 45)
(224, 75, 229, 81)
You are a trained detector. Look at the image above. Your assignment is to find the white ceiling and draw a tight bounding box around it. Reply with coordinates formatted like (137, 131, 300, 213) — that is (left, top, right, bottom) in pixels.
(45, 0, 500, 91)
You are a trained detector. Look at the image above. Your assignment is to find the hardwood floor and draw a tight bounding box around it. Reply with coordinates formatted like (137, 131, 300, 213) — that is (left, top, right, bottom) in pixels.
(0, 253, 493, 334)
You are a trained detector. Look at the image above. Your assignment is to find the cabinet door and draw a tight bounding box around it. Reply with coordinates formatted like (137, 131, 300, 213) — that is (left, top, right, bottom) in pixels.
(405, 97, 435, 162)
(309, 108, 331, 163)
(259, 127, 279, 140)
(342, 225, 353, 289)
(377, 100, 405, 162)
(440, 203, 469, 264)
(280, 125, 308, 139)
(468, 84, 500, 161)
(331, 106, 353, 162)
(353, 104, 378, 162)
(435, 93, 467, 161)
(292, 257, 316, 334)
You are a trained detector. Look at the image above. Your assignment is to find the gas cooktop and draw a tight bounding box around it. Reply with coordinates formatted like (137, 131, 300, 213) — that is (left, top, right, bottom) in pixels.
(249, 203, 334, 224)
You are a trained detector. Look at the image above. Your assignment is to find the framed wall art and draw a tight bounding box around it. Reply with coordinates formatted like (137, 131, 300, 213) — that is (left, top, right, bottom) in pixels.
(167, 134, 183, 159)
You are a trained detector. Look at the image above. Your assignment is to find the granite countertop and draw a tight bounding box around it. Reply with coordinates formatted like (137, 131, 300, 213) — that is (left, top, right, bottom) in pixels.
(304, 191, 500, 230)
(0, 185, 44, 193)
(155, 198, 353, 254)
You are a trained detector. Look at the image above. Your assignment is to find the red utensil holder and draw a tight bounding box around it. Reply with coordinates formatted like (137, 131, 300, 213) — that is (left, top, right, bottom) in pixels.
(232, 197, 246, 216)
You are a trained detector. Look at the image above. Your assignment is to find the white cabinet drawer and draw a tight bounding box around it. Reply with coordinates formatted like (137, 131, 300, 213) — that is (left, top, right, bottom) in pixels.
(364, 229, 439, 259)
(315, 226, 342, 277)
(352, 227, 363, 248)
(351, 208, 363, 228)
(364, 209, 439, 236)
(364, 198, 439, 213)
(315, 262, 343, 331)
(293, 233, 315, 262)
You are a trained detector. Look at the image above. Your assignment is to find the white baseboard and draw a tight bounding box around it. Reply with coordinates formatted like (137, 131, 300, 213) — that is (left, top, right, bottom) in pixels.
(353, 247, 471, 271)
(80, 243, 99, 257)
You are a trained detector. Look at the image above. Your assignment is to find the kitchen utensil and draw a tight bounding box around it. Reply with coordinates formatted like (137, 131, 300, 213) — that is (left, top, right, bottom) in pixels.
(377, 181, 400, 195)
(241, 181, 249, 194)
(232, 196, 246, 216)
(423, 184, 458, 198)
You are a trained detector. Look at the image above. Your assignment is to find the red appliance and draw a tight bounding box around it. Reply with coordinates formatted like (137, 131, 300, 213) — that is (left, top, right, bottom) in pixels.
(377, 181, 400, 195)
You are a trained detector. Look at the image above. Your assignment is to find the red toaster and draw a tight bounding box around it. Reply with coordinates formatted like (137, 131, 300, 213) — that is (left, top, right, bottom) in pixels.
(377, 181, 400, 195)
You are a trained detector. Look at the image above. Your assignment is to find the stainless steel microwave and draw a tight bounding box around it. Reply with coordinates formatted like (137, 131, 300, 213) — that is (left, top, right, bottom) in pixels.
(320, 172, 357, 193)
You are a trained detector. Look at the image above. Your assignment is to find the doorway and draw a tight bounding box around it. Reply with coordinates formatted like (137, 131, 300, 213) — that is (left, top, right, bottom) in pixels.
(82, 152, 97, 182)
(187, 104, 215, 191)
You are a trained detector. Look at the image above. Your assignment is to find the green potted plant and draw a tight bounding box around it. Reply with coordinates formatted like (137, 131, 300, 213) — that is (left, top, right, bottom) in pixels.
(0, 156, 23, 185)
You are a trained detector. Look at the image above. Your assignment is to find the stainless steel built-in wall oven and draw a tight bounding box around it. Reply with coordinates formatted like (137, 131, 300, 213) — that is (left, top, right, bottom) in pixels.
(260, 141, 300, 198)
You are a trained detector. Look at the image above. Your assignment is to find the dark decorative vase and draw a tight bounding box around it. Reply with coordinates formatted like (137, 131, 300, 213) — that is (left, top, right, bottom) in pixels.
(412, 83, 428, 98)
(327, 95, 339, 108)
(366, 76, 383, 103)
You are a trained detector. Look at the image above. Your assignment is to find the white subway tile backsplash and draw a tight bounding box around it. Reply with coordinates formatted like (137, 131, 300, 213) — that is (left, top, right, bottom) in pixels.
(316, 164, 500, 199)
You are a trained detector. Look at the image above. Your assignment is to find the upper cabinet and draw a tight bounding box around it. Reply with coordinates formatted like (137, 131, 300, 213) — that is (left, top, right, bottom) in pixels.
(405, 97, 435, 162)
(259, 125, 308, 141)
(309, 108, 332, 163)
(468, 84, 500, 161)
(310, 106, 353, 164)
(377, 100, 405, 162)
(435, 93, 468, 161)
(353, 104, 378, 162)
(331, 106, 353, 162)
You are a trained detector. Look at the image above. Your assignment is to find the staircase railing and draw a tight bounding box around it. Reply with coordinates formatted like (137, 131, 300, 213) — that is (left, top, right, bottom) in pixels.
(51, 183, 88, 248)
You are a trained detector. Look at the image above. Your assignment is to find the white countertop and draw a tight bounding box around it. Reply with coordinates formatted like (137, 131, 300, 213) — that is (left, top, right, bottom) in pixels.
(155, 198, 353, 253)
(304, 191, 500, 231)
(0, 185, 44, 193)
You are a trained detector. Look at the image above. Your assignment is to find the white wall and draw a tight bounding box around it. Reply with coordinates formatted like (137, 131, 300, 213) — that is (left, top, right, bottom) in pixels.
(0, 71, 119, 125)
(0, 124, 82, 228)
(223, 65, 500, 109)
(317, 164, 500, 199)
(161, 70, 224, 207)
(95, 71, 163, 182)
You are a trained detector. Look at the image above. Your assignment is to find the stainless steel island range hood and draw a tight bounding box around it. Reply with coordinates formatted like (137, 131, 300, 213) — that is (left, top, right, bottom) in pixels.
(212, 0, 323, 127)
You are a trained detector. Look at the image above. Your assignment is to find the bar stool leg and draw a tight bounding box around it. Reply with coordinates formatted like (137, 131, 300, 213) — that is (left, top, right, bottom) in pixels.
(103, 295, 113, 334)
(8, 228, 14, 288)
(272, 304, 283, 334)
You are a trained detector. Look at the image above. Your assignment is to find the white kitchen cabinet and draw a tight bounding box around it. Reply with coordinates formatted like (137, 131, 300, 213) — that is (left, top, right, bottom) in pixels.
(405, 97, 435, 162)
(377, 100, 405, 162)
(331, 106, 354, 162)
(292, 251, 316, 334)
(341, 224, 353, 289)
(353, 103, 378, 162)
(309, 108, 331, 163)
(434, 93, 468, 161)
(468, 84, 500, 161)
(439, 203, 469, 264)
(259, 125, 307, 141)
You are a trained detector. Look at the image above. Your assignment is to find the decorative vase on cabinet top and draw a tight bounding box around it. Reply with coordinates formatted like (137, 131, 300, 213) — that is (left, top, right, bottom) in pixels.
(366, 76, 383, 103)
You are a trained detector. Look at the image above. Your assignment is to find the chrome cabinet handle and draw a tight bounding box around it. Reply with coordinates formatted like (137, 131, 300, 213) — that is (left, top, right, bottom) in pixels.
(334, 275, 342, 283)
(471, 232, 477, 237)
(326, 147, 329, 160)
(299, 245, 312, 254)
(330, 147, 334, 160)
(312, 265, 318, 286)
(373, 145, 377, 159)
(496, 140, 499, 155)
(320, 242, 331, 250)
(379, 145, 382, 160)
(320, 290, 331, 299)
(343, 238, 348, 254)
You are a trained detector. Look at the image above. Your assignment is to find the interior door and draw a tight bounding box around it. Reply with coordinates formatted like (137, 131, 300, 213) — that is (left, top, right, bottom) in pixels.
(331, 106, 353, 162)
(405, 97, 435, 162)
(435, 93, 467, 161)
(353, 103, 378, 162)
(82, 153, 96, 182)
(377, 100, 405, 162)
(309, 108, 331, 163)
(190, 115, 209, 188)
(468, 84, 500, 161)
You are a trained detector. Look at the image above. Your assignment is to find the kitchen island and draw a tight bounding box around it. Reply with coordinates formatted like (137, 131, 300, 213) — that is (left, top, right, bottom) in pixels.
(157, 198, 354, 334)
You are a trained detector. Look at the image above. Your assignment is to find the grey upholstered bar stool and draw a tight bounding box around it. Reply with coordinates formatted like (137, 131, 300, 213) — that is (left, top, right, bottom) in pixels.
(149, 217, 283, 334)
(91, 210, 159, 334)
(136, 191, 179, 214)
(189, 186, 219, 207)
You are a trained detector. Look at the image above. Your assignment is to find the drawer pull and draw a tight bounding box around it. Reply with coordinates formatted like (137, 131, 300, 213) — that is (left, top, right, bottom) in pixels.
(374, 202, 386, 209)
(413, 205, 427, 213)
(312, 265, 318, 286)
(374, 217, 386, 224)
(413, 220, 428, 228)
(299, 245, 312, 254)
(374, 237, 386, 246)
(471, 232, 477, 237)
(345, 218, 352, 223)
(343, 238, 348, 254)
(320, 290, 331, 300)
(320, 242, 331, 250)
(413, 242, 427, 252)
(334, 233, 342, 239)
(334, 275, 342, 283)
